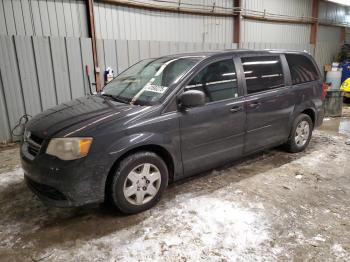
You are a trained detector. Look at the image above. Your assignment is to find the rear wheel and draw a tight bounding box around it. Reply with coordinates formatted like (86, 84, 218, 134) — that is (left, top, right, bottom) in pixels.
(108, 151, 168, 214)
(286, 114, 313, 153)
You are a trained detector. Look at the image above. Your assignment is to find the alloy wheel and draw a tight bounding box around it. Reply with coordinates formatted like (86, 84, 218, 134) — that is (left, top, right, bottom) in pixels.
(295, 120, 310, 147)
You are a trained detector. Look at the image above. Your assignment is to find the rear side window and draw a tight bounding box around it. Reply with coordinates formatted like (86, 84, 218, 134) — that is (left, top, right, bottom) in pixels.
(285, 54, 319, 85)
(241, 56, 284, 94)
(186, 59, 238, 103)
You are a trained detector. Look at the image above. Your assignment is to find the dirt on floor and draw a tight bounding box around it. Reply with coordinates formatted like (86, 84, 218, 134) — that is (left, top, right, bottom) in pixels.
(0, 109, 349, 261)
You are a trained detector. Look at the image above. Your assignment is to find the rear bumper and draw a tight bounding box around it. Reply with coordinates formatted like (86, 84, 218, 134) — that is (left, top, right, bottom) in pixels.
(344, 92, 350, 98)
(315, 105, 325, 128)
(20, 143, 107, 207)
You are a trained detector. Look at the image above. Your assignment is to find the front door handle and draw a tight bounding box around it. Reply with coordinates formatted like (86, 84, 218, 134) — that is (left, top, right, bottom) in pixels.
(230, 106, 243, 113)
(248, 101, 261, 109)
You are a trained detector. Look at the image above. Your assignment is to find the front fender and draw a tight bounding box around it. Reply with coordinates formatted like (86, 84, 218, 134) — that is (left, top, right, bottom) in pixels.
(101, 131, 182, 186)
(107, 132, 173, 157)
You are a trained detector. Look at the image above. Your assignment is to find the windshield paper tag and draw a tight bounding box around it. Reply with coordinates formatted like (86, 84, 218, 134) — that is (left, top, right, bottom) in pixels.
(144, 85, 168, 94)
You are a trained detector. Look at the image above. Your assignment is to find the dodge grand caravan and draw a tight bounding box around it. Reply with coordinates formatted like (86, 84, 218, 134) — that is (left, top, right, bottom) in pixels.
(21, 50, 325, 214)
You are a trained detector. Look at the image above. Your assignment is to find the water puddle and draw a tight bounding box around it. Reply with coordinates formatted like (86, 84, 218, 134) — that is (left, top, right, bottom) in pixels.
(318, 116, 350, 135)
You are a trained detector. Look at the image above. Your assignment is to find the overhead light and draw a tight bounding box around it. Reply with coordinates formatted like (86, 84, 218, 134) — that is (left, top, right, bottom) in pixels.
(326, 0, 350, 7)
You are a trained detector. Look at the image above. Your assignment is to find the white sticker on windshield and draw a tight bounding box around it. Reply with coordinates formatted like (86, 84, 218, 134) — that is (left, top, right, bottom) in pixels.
(144, 85, 168, 94)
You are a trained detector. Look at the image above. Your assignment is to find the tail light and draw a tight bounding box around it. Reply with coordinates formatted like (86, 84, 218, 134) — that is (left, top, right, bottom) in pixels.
(321, 83, 328, 100)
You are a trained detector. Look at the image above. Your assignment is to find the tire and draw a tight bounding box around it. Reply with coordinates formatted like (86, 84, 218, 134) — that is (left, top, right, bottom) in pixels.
(344, 97, 350, 104)
(286, 114, 313, 153)
(108, 151, 168, 214)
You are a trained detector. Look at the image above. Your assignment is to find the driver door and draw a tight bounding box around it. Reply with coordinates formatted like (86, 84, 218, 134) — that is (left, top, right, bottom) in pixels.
(179, 57, 246, 176)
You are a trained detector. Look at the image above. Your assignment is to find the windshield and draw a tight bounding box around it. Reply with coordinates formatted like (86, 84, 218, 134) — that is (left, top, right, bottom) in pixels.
(102, 56, 202, 105)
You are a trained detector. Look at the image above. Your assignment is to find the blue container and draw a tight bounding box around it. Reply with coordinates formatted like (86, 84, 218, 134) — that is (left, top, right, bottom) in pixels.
(341, 62, 350, 83)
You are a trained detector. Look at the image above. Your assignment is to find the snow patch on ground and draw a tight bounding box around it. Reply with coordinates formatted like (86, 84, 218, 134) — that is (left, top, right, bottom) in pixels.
(312, 234, 326, 242)
(0, 168, 23, 187)
(48, 196, 271, 261)
(0, 168, 25, 248)
(331, 244, 349, 259)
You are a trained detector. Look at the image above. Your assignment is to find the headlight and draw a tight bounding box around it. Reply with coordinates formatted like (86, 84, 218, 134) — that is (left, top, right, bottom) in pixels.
(46, 138, 93, 160)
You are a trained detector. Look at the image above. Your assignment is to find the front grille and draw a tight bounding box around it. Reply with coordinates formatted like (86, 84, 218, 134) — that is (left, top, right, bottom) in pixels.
(25, 177, 67, 201)
(26, 134, 43, 157)
(30, 134, 43, 145)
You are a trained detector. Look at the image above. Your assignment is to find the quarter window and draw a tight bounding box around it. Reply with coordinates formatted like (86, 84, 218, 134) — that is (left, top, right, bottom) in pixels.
(285, 54, 319, 85)
(186, 59, 238, 103)
(241, 56, 284, 94)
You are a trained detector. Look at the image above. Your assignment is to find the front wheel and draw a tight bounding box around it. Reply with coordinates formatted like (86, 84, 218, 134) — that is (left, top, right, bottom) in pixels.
(286, 114, 313, 153)
(108, 151, 168, 214)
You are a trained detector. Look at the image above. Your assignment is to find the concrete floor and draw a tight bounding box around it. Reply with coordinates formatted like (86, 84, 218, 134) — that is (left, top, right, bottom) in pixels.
(0, 108, 349, 261)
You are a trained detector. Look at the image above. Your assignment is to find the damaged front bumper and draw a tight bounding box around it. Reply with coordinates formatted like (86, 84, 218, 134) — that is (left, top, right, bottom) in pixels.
(20, 142, 107, 207)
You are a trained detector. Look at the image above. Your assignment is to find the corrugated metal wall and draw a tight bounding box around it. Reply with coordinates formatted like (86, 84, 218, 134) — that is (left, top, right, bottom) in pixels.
(93, 0, 233, 43)
(315, 0, 346, 73)
(241, 20, 311, 44)
(318, 25, 342, 43)
(241, 0, 312, 44)
(243, 0, 312, 18)
(0, 0, 88, 37)
(0, 35, 94, 142)
(315, 25, 342, 74)
(319, 0, 350, 25)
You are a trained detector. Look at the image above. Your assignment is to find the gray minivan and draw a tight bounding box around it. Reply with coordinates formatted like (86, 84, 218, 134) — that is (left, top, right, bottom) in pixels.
(21, 50, 325, 213)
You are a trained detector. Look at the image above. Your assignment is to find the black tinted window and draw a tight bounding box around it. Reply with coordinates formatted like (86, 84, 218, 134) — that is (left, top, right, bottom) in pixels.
(285, 54, 319, 85)
(241, 56, 284, 94)
(186, 59, 238, 103)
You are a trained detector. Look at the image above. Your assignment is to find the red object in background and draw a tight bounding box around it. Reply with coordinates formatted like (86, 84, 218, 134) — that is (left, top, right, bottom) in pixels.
(322, 83, 328, 100)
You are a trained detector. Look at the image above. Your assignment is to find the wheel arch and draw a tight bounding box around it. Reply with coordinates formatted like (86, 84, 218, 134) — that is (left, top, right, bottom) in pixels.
(300, 108, 316, 127)
(104, 144, 175, 201)
(288, 106, 316, 140)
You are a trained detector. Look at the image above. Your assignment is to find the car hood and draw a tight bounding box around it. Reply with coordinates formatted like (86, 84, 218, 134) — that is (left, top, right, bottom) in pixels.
(26, 95, 148, 139)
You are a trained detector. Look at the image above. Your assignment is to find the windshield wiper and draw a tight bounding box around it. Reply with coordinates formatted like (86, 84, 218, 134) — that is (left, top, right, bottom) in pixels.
(102, 93, 130, 104)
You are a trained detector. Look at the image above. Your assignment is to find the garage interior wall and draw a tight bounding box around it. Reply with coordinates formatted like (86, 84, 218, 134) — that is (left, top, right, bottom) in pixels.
(0, 0, 349, 143)
(94, 1, 234, 43)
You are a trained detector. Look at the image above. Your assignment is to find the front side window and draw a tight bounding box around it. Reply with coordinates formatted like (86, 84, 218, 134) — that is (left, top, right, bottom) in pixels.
(241, 56, 284, 94)
(285, 54, 319, 85)
(185, 59, 238, 103)
(102, 56, 202, 105)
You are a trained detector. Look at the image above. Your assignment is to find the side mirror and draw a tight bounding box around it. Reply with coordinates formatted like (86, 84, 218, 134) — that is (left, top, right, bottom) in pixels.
(178, 90, 205, 108)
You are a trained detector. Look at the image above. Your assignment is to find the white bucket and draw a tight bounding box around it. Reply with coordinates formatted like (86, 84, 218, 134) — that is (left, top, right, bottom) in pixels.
(326, 70, 342, 90)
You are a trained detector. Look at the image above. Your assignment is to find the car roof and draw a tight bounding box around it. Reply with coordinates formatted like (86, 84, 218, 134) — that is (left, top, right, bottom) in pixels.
(161, 49, 310, 60)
